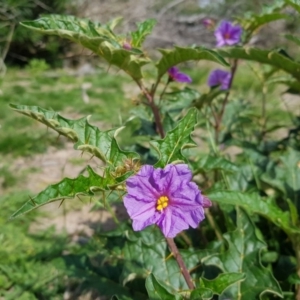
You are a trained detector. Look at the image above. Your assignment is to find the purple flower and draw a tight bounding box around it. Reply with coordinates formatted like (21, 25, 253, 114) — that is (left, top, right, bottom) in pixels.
(124, 164, 211, 238)
(168, 67, 192, 83)
(214, 20, 242, 47)
(208, 69, 232, 90)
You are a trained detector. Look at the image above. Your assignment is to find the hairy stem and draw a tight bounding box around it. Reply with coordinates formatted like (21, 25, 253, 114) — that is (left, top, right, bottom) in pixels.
(166, 238, 195, 290)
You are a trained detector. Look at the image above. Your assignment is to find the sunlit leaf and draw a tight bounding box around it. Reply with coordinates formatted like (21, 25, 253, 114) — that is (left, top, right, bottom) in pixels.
(151, 108, 198, 167)
(156, 47, 228, 80)
(239, 12, 287, 36)
(9, 104, 138, 168)
(20, 15, 149, 79)
(10, 166, 113, 218)
(131, 19, 156, 47)
(217, 47, 300, 80)
(207, 190, 300, 235)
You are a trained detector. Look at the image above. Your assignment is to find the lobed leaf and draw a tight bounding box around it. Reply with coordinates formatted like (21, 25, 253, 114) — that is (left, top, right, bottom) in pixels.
(20, 15, 149, 79)
(217, 47, 300, 80)
(9, 104, 138, 169)
(131, 19, 156, 47)
(238, 13, 287, 36)
(156, 47, 229, 80)
(207, 190, 300, 236)
(151, 108, 198, 167)
(203, 208, 283, 299)
(10, 166, 112, 219)
(199, 273, 246, 296)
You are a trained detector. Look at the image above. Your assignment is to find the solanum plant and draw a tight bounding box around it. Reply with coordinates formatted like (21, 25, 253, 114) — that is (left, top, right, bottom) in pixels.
(9, 0, 300, 299)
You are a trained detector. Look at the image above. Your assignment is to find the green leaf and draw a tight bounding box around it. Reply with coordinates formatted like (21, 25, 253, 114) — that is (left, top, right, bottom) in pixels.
(261, 148, 300, 211)
(151, 108, 198, 167)
(217, 47, 300, 80)
(286, 0, 300, 13)
(199, 273, 246, 295)
(162, 87, 201, 116)
(285, 34, 300, 46)
(145, 274, 183, 300)
(20, 15, 149, 79)
(193, 88, 226, 109)
(207, 190, 300, 236)
(156, 47, 229, 79)
(203, 208, 283, 299)
(266, 75, 300, 94)
(131, 19, 156, 47)
(122, 226, 213, 293)
(190, 288, 214, 300)
(194, 155, 238, 173)
(239, 13, 287, 36)
(9, 104, 138, 169)
(10, 166, 111, 218)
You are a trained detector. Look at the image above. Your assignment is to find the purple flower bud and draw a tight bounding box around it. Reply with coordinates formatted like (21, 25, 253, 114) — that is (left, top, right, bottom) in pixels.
(202, 18, 215, 29)
(124, 164, 211, 238)
(123, 41, 132, 50)
(168, 66, 192, 83)
(208, 69, 232, 90)
(214, 20, 242, 47)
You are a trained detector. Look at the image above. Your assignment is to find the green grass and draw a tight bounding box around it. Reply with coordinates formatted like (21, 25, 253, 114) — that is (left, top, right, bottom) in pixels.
(0, 67, 132, 158)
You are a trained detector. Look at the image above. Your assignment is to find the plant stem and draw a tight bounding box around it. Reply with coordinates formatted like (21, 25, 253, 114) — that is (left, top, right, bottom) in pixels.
(293, 235, 300, 300)
(261, 84, 267, 140)
(158, 78, 170, 105)
(136, 79, 194, 290)
(166, 238, 195, 290)
(136, 80, 165, 138)
(214, 59, 238, 144)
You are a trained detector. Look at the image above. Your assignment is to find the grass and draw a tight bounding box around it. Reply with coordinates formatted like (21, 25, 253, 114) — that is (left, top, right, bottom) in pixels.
(0, 67, 131, 158)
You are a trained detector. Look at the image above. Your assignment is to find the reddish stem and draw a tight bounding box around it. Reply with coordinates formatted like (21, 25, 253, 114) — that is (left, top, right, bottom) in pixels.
(137, 80, 165, 138)
(166, 238, 195, 290)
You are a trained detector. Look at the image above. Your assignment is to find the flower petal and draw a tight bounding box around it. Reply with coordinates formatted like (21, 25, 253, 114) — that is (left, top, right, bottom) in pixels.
(157, 209, 189, 238)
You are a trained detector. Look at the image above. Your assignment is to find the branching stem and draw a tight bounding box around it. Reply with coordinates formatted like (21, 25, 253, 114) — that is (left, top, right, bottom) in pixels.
(136, 80, 165, 138)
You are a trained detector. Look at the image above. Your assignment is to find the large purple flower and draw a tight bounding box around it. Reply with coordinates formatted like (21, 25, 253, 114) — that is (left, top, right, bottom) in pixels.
(168, 67, 192, 83)
(208, 69, 232, 90)
(124, 164, 211, 238)
(214, 20, 242, 47)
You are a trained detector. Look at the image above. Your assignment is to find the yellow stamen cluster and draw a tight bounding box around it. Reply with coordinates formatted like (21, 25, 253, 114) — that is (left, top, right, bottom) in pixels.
(156, 196, 169, 211)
